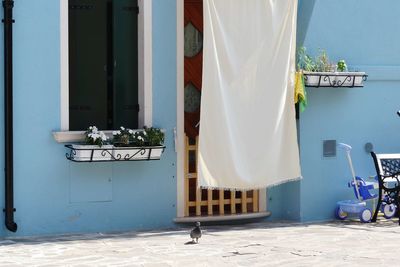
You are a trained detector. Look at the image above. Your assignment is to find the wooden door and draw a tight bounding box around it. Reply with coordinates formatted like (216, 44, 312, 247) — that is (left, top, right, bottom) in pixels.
(183, 0, 259, 217)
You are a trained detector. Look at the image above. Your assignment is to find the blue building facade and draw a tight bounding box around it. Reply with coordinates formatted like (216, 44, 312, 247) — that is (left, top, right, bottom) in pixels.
(0, 0, 400, 237)
(298, 0, 400, 222)
(0, 0, 178, 237)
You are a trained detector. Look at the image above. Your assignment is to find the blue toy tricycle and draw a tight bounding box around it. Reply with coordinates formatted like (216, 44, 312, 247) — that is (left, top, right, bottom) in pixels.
(335, 143, 397, 222)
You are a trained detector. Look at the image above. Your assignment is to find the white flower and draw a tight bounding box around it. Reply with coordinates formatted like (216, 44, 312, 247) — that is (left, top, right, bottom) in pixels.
(128, 129, 134, 134)
(117, 131, 121, 135)
(138, 136, 144, 141)
(112, 131, 117, 135)
(86, 127, 108, 145)
(120, 126, 125, 131)
(143, 131, 147, 136)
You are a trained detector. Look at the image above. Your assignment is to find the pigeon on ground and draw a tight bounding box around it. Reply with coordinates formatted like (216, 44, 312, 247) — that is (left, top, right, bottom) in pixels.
(190, 222, 202, 243)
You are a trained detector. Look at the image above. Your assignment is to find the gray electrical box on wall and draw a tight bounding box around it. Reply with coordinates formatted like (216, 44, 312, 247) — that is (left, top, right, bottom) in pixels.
(323, 140, 336, 157)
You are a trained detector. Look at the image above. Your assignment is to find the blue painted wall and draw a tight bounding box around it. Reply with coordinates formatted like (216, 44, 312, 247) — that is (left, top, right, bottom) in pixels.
(0, 0, 177, 237)
(298, 0, 400, 222)
(267, 180, 301, 221)
(2, 0, 399, 236)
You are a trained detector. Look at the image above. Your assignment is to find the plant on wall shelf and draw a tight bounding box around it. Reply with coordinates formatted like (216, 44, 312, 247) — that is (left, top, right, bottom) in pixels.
(108, 126, 165, 162)
(143, 126, 165, 146)
(296, 47, 367, 87)
(297, 47, 339, 72)
(337, 59, 348, 72)
(297, 46, 316, 72)
(315, 49, 335, 72)
(112, 126, 165, 147)
(85, 126, 108, 147)
(66, 126, 166, 162)
(132, 131, 146, 146)
(67, 126, 112, 162)
(113, 126, 135, 146)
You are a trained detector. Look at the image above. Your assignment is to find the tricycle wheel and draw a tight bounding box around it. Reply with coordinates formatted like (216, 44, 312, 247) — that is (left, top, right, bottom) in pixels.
(383, 203, 396, 219)
(335, 206, 348, 220)
(359, 208, 372, 223)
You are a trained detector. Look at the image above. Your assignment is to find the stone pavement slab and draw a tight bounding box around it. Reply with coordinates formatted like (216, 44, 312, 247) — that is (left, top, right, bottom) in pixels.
(1, 220, 400, 266)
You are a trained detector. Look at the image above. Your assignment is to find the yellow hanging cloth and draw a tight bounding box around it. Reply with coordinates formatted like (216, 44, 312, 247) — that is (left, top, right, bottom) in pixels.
(294, 71, 307, 112)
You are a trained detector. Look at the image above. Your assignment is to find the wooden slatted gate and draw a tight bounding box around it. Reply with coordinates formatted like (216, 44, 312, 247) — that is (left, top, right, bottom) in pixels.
(184, 136, 259, 217)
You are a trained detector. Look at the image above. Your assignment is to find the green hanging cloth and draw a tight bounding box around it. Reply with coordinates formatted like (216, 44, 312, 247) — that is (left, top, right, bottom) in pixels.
(294, 71, 308, 112)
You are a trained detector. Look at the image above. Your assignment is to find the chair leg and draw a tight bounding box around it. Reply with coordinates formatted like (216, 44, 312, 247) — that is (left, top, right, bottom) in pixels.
(397, 194, 400, 225)
(372, 188, 383, 222)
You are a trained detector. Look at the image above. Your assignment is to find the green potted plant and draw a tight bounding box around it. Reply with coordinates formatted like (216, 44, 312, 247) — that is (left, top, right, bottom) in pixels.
(112, 127, 134, 146)
(71, 126, 113, 161)
(337, 60, 347, 72)
(142, 127, 165, 160)
(301, 48, 334, 86)
(112, 126, 165, 161)
(298, 47, 366, 87)
(315, 49, 335, 72)
(297, 46, 316, 72)
(112, 127, 139, 160)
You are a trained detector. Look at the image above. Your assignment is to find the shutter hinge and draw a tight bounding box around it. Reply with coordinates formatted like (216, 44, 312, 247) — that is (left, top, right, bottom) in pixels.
(122, 6, 139, 14)
(69, 5, 94, 10)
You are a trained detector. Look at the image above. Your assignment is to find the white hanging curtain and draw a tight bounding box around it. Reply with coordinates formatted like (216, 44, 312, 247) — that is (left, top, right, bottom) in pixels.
(198, 0, 301, 190)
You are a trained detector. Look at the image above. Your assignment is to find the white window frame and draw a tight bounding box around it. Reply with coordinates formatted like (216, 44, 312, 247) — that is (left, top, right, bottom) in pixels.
(58, 0, 152, 134)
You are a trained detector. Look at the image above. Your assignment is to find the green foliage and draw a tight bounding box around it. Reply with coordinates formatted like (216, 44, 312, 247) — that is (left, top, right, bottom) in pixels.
(143, 126, 165, 146)
(132, 131, 146, 146)
(112, 126, 164, 147)
(337, 60, 347, 72)
(315, 49, 334, 72)
(297, 47, 345, 72)
(297, 46, 316, 71)
(85, 126, 108, 147)
(112, 127, 135, 146)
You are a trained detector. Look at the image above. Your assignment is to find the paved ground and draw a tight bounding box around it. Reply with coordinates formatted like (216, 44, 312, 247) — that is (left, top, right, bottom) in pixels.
(1, 220, 400, 266)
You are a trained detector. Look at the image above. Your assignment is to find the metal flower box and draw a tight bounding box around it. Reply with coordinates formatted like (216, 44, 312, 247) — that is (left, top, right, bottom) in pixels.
(65, 144, 166, 162)
(303, 71, 368, 88)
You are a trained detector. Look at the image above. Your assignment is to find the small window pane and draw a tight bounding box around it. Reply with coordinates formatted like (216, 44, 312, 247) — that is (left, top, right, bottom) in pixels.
(184, 83, 201, 113)
(184, 22, 203, 58)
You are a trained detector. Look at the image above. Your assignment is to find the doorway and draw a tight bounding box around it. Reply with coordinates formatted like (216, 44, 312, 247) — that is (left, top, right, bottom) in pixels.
(180, 0, 263, 219)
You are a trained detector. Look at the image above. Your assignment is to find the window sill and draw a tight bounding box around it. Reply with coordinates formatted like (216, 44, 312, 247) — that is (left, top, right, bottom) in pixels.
(53, 131, 86, 143)
(52, 129, 151, 143)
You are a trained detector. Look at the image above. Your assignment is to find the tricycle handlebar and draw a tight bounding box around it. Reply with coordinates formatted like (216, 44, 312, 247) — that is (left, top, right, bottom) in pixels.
(337, 143, 352, 152)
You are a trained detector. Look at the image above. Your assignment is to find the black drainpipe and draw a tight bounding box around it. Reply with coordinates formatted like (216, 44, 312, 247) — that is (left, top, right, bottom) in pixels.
(3, 0, 17, 233)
